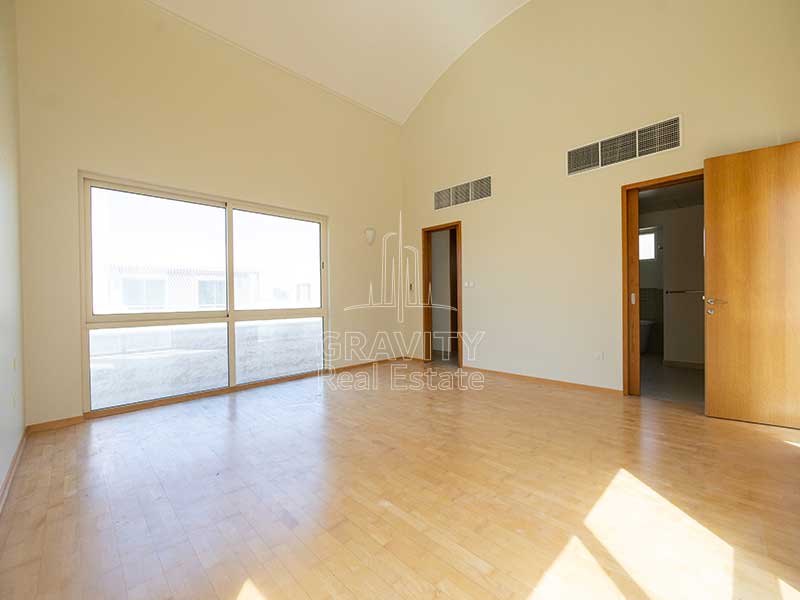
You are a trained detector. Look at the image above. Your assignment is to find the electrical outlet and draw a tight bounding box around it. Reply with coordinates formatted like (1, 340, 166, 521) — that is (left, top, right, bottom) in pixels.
(594, 352, 605, 361)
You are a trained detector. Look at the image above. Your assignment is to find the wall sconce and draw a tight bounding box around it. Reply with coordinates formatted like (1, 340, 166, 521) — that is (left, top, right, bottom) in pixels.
(364, 227, 376, 246)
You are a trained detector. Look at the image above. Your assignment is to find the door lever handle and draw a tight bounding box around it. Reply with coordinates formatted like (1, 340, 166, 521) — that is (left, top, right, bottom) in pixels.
(706, 297, 727, 305)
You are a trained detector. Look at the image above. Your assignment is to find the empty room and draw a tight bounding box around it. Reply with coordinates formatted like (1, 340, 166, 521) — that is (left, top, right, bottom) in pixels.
(1, 0, 800, 598)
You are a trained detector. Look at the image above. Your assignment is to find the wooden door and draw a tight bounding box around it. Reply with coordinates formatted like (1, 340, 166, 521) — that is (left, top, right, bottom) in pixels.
(705, 141, 800, 428)
(624, 188, 641, 395)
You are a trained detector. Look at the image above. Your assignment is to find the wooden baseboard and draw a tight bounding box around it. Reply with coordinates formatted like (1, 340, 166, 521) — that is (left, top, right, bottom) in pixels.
(328, 357, 420, 373)
(327, 357, 395, 373)
(0, 433, 26, 516)
(663, 359, 705, 370)
(25, 357, 421, 433)
(25, 415, 84, 434)
(465, 366, 622, 396)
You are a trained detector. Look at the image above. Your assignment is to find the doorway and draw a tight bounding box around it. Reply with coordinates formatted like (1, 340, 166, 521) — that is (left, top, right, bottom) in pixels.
(621, 169, 704, 400)
(623, 142, 800, 428)
(637, 179, 705, 407)
(422, 222, 462, 367)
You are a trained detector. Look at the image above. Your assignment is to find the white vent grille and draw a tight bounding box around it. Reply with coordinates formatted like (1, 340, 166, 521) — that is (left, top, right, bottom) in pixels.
(567, 143, 600, 175)
(601, 131, 637, 166)
(471, 177, 491, 200)
(638, 117, 681, 156)
(567, 115, 681, 176)
(434, 189, 451, 210)
(433, 176, 492, 210)
(452, 183, 470, 205)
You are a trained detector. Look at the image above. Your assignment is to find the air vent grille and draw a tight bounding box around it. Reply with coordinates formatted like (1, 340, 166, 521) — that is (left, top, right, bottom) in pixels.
(433, 176, 492, 210)
(601, 131, 637, 166)
(567, 115, 681, 176)
(452, 183, 470, 205)
(567, 143, 600, 175)
(638, 116, 680, 156)
(434, 189, 451, 210)
(471, 177, 491, 200)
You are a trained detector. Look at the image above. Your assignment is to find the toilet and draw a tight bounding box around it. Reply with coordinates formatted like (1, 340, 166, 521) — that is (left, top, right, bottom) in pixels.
(640, 320, 655, 354)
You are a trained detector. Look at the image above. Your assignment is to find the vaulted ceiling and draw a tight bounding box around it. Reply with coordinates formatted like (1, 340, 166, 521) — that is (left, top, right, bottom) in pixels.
(148, 0, 530, 124)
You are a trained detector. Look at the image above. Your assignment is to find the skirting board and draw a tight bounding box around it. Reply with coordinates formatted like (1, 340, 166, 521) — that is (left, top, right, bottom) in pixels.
(0, 433, 26, 516)
(26, 415, 85, 434)
(465, 366, 622, 396)
(663, 359, 705, 370)
(25, 357, 419, 433)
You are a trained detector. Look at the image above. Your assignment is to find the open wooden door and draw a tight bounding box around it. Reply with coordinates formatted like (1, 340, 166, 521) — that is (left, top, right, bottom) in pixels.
(705, 141, 800, 428)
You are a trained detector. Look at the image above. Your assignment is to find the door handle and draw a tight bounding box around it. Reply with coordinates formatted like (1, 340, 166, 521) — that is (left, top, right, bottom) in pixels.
(706, 297, 727, 305)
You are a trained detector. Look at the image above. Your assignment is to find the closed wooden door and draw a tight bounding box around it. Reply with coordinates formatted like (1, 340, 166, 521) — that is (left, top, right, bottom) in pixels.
(705, 141, 800, 428)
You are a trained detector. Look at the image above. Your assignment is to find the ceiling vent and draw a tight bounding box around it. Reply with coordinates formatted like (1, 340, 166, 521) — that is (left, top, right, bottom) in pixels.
(567, 143, 600, 175)
(452, 182, 471, 205)
(638, 116, 681, 156)
(601, 131, 637, 166)
(434, 189, 451, 210)
(434, 176, 492, 210)
(567, 115, 681, 176)
(471, 176, 491, 201)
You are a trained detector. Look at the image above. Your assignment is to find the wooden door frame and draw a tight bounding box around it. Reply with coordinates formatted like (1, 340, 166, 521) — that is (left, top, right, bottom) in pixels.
(621, 168, 704, 395)
(422, 221, 463, 367)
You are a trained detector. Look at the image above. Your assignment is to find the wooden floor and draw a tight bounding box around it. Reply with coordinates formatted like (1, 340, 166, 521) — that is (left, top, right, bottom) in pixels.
(2, 360, 800, 599)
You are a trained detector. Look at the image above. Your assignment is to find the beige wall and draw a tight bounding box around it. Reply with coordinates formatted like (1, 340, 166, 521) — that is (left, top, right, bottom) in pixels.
(0, 0, 24, 479)
(14, 0, 800, 425)
(16, 0, 403, 425)
(640, 206, 705, 365)
(401, 0, 800, 389)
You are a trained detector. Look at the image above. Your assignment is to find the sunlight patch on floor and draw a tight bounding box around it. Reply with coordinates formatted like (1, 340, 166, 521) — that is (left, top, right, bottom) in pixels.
(527, 536, 624, 599)
(785, 441, 800, 448)
(585, 468, 734, 599)
(238, 579, 267, 600)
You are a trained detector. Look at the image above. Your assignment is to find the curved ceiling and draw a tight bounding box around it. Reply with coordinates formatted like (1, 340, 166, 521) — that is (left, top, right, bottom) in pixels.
(147, 0, 530, 124)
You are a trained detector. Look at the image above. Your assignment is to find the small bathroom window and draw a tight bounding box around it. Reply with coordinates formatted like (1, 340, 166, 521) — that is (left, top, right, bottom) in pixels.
(639, 231, 656, 260)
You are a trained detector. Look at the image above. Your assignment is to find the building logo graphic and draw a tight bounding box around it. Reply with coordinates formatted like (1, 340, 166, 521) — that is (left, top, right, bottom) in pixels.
(344, 211, 455, 323)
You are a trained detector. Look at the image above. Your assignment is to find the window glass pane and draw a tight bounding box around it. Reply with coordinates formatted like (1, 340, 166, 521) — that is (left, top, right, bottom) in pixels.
(89, 323, 228, 409)
(198, 280, 226, 309)
(233, 210, 321, 310)
(91, 187, 226, 314)
(235, 318, 323, 384)
(639, 232, 656, 260)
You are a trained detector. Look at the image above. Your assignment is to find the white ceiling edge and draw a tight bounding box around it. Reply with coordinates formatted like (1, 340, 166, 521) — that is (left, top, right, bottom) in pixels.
(401, 2, 532, 124)
(142, 0, 401, 125)
(142, 0, 532, 125)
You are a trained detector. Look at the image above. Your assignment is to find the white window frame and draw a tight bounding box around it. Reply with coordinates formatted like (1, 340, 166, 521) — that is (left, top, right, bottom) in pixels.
(79, 172, 329, 413)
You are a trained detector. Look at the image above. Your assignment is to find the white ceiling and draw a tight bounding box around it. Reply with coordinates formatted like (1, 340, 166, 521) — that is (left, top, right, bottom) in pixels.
(147, 0, 530, 124)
